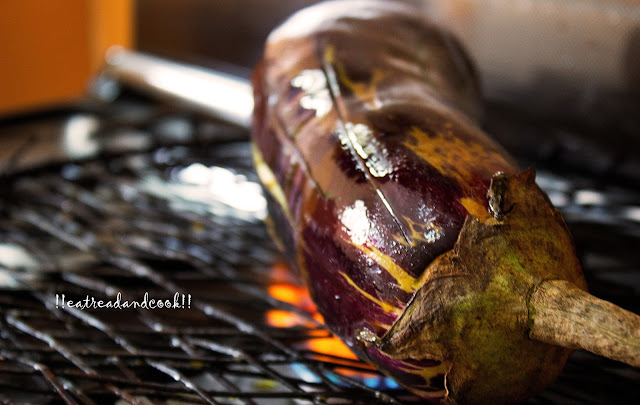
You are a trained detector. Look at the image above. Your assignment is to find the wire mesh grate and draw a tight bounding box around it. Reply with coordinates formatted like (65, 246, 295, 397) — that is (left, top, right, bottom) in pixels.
(0, 91, 638, 404)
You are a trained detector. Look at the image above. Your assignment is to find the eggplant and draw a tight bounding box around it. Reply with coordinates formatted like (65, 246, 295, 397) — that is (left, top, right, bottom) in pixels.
(251, 1, 640, 403)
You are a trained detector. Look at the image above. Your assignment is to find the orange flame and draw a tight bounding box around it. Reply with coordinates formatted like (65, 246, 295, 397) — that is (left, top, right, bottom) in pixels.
(307, 336, 358, 360)
(268, 284, 314, 309)
(265, 265, 357, 360)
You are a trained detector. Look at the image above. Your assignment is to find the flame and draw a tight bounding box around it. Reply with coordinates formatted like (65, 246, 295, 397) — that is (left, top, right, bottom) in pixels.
(266, 309, 304, 328)
(264, 263, 404, 391)
(265, 282, 317, 328)
(308, 336, 357, 360)
(265, 266, 357, 360)
(268, 284, 314, 309)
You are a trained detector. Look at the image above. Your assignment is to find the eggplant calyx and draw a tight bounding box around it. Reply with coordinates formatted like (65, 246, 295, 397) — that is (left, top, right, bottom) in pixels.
(377, 169, 585, 404)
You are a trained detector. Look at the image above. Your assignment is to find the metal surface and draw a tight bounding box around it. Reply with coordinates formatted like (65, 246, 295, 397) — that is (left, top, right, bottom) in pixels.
(0, 51, 252, 176)
(102, 48, 254, 128)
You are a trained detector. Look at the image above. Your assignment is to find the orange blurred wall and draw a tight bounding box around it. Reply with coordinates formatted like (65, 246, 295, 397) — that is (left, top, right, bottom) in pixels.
(0, 0, 133, 116)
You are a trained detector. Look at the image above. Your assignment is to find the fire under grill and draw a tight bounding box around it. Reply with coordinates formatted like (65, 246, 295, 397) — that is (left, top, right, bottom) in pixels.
(0, 78, 639, 404)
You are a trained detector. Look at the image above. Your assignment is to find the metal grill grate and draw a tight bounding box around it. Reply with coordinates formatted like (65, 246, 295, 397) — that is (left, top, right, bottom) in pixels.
(0, 91, 638, 404)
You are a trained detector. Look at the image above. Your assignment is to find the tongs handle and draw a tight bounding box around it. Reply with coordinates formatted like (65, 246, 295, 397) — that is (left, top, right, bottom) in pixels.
(101, 48, 254, 128)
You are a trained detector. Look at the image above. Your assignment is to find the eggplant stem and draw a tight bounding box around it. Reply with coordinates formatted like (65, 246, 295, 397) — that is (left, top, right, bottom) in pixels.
(529, 279, 640, 367)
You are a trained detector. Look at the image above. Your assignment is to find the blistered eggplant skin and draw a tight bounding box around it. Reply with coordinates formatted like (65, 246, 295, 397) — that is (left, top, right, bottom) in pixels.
(252, 1, 580, 403)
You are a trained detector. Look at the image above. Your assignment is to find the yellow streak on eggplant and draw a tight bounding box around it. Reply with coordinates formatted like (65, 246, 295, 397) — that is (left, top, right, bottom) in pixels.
(407, 126, 511, 195)
(408, 126, 483, 185)
(339, 68, 384, 107)
(403, 216, 443, 246)
(339, 272, 403, 315)
(323, 43, 385, 107)
(252, 144, 294, 224)
(397, 361, 448, 396)
(349, 242, 420, 293)
(324, 43, 336, 64)
(400, 361, 447, 383)
(460, 197, 491, 221)
(371, 320, 394, 330)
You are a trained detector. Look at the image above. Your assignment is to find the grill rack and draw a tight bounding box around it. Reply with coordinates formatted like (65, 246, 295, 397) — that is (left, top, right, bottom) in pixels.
(0, 90, 639, 404)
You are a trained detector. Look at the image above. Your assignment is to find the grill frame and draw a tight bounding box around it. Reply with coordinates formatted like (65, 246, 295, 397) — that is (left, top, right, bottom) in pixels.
(0, 90, 639, 404)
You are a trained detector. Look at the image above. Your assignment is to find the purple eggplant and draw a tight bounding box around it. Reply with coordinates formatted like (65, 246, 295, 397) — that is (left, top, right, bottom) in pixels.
(251, 1, 640, 404)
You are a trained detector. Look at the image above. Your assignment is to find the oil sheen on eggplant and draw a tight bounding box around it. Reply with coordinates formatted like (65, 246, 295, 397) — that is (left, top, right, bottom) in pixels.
(252, 1, 586, 404)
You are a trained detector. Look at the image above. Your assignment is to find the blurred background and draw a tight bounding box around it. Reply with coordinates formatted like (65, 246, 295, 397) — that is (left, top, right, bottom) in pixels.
(0, 1, 639, 403)
(0, 0, 133, 115)
(2, 0, 639, 126)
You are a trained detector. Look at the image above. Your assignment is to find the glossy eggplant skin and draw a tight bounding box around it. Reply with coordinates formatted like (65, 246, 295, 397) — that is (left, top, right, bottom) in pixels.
(252, 0, 518, 400)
